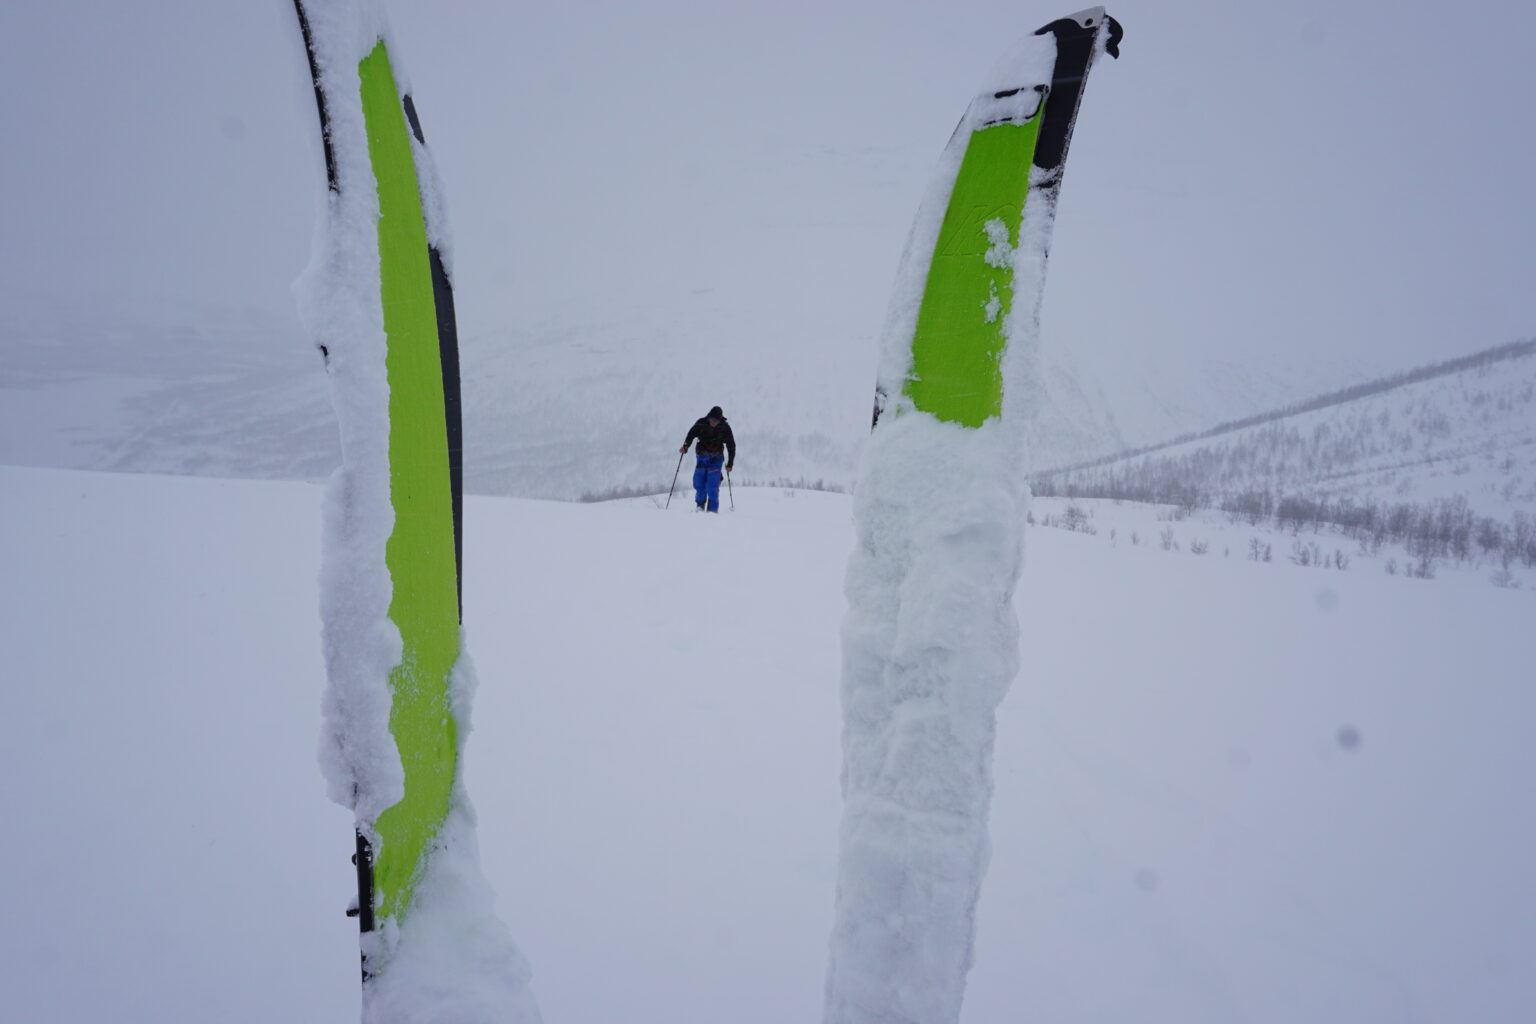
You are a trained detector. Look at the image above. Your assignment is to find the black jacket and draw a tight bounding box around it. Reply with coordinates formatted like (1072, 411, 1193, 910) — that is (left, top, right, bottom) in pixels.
(684, 417, 736, 465)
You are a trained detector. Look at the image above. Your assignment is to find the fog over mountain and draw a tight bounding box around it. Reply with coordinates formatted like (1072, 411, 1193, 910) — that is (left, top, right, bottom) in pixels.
(3, 1, 1533, 496)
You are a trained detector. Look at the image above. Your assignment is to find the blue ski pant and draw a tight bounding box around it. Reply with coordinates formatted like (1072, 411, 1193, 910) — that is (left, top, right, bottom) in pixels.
(693, 452, 724, 511)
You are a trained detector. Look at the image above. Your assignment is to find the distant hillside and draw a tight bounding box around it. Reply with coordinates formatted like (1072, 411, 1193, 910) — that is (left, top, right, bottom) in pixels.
(1043, 340, 1534, 471)
(1034, 339, 1536, 570)
(3, 290, 1351, 502)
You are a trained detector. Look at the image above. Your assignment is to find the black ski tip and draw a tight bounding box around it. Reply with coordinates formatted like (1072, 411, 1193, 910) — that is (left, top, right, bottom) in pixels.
(1034, 6, 1103, 38)
(1032, 9, 1123, 59)
(1034, 7, 1121, 54)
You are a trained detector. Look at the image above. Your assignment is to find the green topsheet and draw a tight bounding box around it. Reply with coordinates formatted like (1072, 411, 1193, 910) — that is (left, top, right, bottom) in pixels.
(904, 115, 1042, 427)
(358, 40, 460, 926)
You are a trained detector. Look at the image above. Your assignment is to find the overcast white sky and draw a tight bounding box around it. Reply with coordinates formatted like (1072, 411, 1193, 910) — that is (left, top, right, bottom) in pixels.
(2, 0, 1532, 383)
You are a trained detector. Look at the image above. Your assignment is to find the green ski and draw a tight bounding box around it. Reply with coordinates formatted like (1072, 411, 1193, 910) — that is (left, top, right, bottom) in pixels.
(828, 10, 1121, 1023)
(293, 0, 467, 982)
(873, 6, 1122, 430)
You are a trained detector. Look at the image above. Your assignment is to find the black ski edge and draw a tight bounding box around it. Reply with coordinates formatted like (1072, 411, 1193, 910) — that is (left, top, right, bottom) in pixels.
(292, 0, 339, 194)
(351, 830, 376, 980)
(428, 243, 465, 620)
(403, 94, 428, 144)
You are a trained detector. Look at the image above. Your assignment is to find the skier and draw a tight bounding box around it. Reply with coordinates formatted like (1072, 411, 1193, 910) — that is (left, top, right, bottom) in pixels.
(679, 406, 735, 512)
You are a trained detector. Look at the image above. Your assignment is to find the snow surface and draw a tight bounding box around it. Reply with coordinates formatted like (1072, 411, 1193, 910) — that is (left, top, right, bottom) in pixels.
(5, 465, 1534, 1022)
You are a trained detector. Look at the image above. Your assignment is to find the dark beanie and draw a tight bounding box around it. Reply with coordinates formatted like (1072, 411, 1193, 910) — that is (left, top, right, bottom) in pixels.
(708, 406, 724, 419)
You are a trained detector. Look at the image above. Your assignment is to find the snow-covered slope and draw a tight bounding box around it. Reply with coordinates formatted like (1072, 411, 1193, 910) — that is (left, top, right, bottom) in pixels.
(1032, 339, 1372, 472)
(1040, 340, 1536, 522)
(0, 299, 337, 480)
(5, 464, 1533, 1022)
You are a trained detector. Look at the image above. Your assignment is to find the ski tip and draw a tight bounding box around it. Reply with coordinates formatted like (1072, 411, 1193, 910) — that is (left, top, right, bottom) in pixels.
(1034, 7, 1124, 59)
(1104, 15, 1124, 59)
(1035, 6, 1102, 35)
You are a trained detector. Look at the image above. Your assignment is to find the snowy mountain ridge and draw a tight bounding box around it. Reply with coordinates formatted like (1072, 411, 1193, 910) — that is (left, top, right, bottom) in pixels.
(1036, 338, 1536, 523)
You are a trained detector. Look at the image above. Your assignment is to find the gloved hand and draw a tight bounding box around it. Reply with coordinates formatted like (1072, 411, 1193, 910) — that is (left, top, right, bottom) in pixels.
(726, 464, 733, 473)
(678, 446, 687, 454)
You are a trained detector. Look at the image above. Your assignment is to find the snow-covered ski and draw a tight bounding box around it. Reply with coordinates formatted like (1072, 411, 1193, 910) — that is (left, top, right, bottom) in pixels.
(291, 2, 537, 1019)
(828, 9, 1121, 1024)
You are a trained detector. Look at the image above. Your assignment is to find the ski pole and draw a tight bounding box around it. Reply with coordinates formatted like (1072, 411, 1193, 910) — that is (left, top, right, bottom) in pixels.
(726, 466, 734, 511)
(664, 449, 685, 509)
